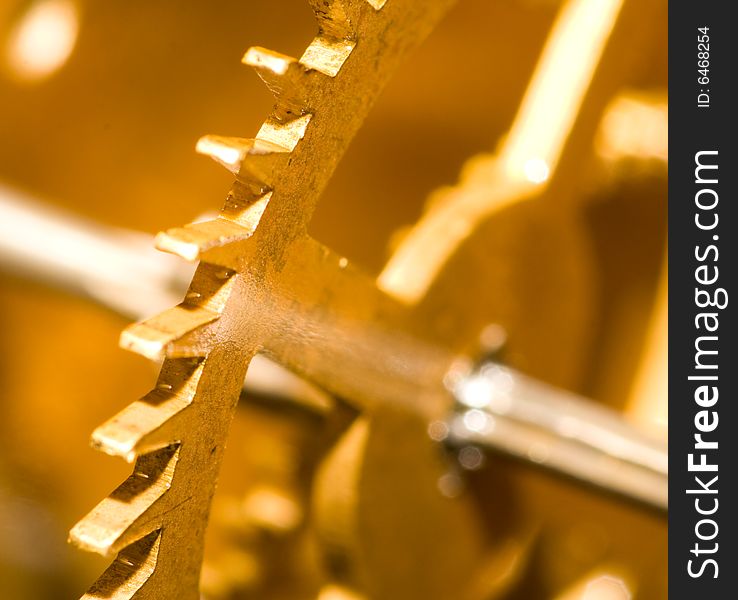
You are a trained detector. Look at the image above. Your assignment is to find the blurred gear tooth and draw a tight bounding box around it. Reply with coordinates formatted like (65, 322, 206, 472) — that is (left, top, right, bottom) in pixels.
(243, 46, 306, 96)
(196, 135, 289, 183)
(201, 549, 262, 597)
(91, 392, 190, 462)
(243, 47, 313, 122)
(187, 262, 238, 313)
(317, 583, 367, 600)
(120, 304, 220, 361)
(118, 263, 237, 361)
(155, 217, 255, 262)
(69, 446, 180, 557)
(242, 485, 303, 534)
(91, 359, 204, 461)
(82, 530, 162, 600)
(196, 135, 250, 174)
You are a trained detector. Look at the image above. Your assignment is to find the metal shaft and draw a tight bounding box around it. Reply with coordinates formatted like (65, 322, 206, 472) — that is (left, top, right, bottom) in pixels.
(449, 363, 667, 510)
(0, 183, 667, 511)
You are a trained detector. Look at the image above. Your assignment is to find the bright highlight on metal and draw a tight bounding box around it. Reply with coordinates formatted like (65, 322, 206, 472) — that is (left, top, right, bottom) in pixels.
(378, 0, 626, 303)
(501, 0, 624, 181)
(448, 361, 668, 511)
(4, 0, 79, 81)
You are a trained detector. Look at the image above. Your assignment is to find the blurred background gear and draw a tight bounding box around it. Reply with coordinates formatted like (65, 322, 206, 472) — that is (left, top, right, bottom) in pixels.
(0, 0, 666, 598)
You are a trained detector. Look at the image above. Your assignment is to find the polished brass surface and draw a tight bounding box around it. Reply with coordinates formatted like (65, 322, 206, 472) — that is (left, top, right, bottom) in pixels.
(71, 2, 462, 597)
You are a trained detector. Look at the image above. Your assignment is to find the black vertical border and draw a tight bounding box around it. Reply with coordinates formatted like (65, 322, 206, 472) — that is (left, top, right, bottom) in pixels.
(669, 2, 736, 598)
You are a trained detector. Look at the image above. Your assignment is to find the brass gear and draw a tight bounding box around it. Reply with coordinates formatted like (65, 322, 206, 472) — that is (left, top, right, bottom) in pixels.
(70, 2, 459, 597)
(68, 0, 664, 598)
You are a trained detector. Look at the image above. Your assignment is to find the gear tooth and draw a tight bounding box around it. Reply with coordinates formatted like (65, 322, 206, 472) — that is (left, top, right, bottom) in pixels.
(120, 305, 220, 361)
(196, 135, 253, 175)
(300, 36, 356, 77)
(91, 359, 204, 461)
(221, 190, 272, 232)
(303, 0, 389, 76)
(69, 446, 179, 557)
(155, 217, 254, 262)
(90, 394, 189, 462)
(186, 263, 239, 313)
(81, 530, 162, 600)
(196, 135, 289, 185)
(256, 113, 312, 152)
(242, 46, 303, 96)
(303, 0, 360, 76)
(243, 47, 311, 126)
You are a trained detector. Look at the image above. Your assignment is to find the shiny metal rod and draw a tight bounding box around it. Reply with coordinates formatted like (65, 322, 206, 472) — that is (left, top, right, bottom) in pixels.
(0, 183, 667, 510)
(448, 363, 668, 511)
(0, 183, 191, 319)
